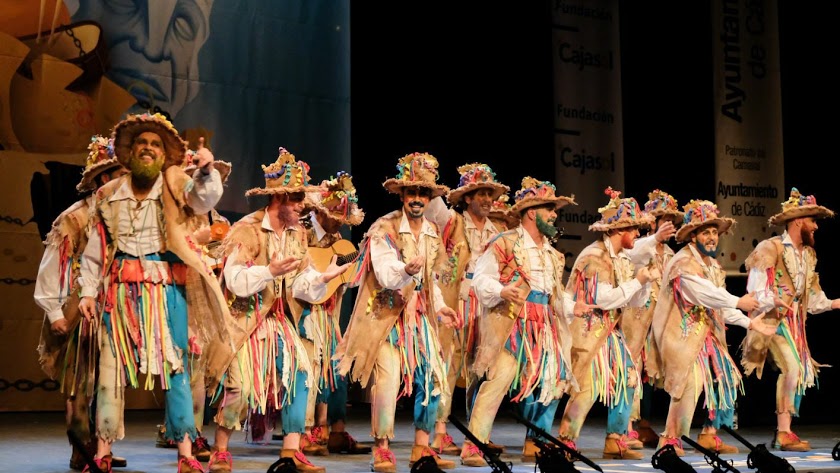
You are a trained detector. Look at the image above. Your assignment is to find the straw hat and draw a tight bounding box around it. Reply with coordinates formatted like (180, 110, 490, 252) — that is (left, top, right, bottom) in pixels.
(510, 177, 575, 214)
(245, 147, 320, 196)
(306, 171, 365, 226)
(588, 187, 652, 232)
(382, 152, 449, 198)
(675, 199, 736, 242)
(112, 112, 188, 169)
(447, 163, 509, 205)
(643, 189, 684, 221)
(768, 187, 834, 226)
(489, 194, 519, 227)
(76, 134, 122, 192)
(183, 149, 232, 183)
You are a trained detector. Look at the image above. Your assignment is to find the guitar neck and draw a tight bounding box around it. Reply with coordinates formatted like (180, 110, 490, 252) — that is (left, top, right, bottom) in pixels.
(337, 251, 359, 266)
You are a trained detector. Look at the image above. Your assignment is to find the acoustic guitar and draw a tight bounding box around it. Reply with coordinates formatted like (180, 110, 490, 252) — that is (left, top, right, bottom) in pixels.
(307, 239, 361, 305)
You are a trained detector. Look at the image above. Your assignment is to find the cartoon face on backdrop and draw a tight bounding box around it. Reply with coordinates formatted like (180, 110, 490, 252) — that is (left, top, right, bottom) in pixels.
(70, 0, 213, 118)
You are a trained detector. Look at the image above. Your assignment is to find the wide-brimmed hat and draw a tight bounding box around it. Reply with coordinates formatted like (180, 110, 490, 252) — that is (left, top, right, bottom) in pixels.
(447, 163, 509, 205)
(183, 149, 232, 184)
(306, 171, 365, 226)
(112, 112, 188, 169)
(643, 189, 684, 224)
(768, 187, 835, 226)
(675, 199, 736, 242)
(76, 134, 123, 192)
(245, 147, 320, 197)
(489, 193, 520, 228)
(589, 187, 653, 232)
(510, 177, 575, 214)
(382, 152, 449, 198)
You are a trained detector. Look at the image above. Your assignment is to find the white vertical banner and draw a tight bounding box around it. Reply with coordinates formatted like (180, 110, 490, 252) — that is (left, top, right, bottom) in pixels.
(713, 0, 784, 274)
(551, 0, 623, 276)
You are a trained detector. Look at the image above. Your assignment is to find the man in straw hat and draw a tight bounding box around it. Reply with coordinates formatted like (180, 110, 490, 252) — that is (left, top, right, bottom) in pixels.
(741, 188, 839, 452)
(296, 172, 371, 457)
(77, 113, 231, 473)
(421, 163, 510, 457)
(619, 190, 680, 449)
(458, 177, 588, 466)
(557, 187, 656, 460)
(650, 199, 775, 456)
(209, 148, 349, 473)
(35, 135, 128, 471)
(334, 152, 461, 472)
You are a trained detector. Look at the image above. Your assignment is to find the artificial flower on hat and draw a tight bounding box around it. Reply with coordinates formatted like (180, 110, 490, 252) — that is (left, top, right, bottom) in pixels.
(510, 177, 575, 214)
(588, 186, 652, 232)
(767, 187, 834, 226)
(446, 163, 509, 205)
(76, 134, 123, 192)
(382, 152, 449, 197)
(245, 147, 320, 196)
(675, 199, 736, 242)
(307, 171, 365, 226)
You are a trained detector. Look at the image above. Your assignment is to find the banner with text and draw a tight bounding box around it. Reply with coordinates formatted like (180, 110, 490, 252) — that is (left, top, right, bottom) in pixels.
(712, 0, 784, 274)
(552, 0, 623, 276)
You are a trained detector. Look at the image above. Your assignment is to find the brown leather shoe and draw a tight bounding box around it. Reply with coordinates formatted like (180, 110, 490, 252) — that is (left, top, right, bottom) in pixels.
(460, 441, 488, 467)
(409, 445, 455, 469)
(697, 433, 738, 454)
(657, 436, 685, 456)
(156, 424, 177, 448)
(636, 419, 660, 448)
(486, 440, 506, 455)
(82, 454, 112, 473)
(301, 430, 329, 456)
(193, 435, 212, 462)
(604, 434, 644, 460)
(625, 431, 644, 449)
(327, 431, 371, 454)
(774, 431, 811, 452)
(177, 456, 204, 473)
(280, 448, 326, 473)
(522, 438, 540, 462)
(371, 447, 397, 473)
(209, 448, 233, 472)
(431, 433, 462, 455)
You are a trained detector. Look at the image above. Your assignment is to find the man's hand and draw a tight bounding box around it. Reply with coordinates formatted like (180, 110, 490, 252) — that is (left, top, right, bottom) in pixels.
(436, 306, 462, 329)
(79, 296, 97, 320)
(736, 293, 760, 313)
(831, 299, 840, 310)
(193, 226, 212, 246)
(269, 253, 300, 277)
(318, 255, 351, 284)
(749, 312, 777, 336)
(404, 255, 425, 276)
(50, 317, 70, 336)
(500, 278, 526, 305)
(194, 137, 215, 175)
(655, 221, 676, 243)
(636, 267, 651, 284)
(573, 299, 600, 317)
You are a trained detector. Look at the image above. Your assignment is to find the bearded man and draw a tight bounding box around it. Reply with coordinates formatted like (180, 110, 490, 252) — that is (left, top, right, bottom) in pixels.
(741, 188, 840, 451)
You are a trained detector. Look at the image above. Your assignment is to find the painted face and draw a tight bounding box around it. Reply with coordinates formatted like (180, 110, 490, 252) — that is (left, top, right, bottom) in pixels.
(277, 192, 306, 224)
(464, 188, 494, 219)
(619, 226, 640, 250)
(128, 131, 165, 180)
(798, 217, 818, 247)
(75, 0, 213, 118)
(401, 186, 432, 219)
(692, 225, 719, 257)
(533, 206, 558, 237)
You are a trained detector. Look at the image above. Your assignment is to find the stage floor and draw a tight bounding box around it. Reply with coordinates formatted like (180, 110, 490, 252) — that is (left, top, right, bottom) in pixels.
(2, 409, 839, 473)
